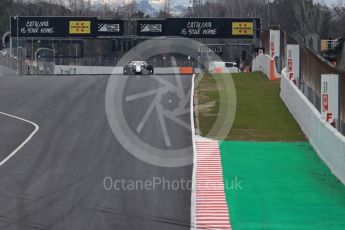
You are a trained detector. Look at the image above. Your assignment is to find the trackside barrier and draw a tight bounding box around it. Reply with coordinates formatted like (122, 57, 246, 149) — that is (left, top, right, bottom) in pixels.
(153, 67, 187, 75)
(281, 68, 345, 185)
(54, 65, 123, 75)
(252, 54, 281, 80)
(54, 66, 193, 75)
(214, 67, 223, 73)
(179, 67, 193, 75)
(269, 60, 275, 80)
(210, 67, 240, 74)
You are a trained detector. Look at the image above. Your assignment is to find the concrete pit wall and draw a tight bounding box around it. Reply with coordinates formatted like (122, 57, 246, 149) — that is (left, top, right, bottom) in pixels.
(281, 68, 345, 185)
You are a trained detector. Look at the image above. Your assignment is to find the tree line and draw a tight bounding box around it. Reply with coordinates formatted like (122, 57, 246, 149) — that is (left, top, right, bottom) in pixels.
(189, 0, 345, 40)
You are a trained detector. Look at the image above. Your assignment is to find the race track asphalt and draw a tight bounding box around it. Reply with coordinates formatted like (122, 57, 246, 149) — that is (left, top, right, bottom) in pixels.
(0, 66, 16, 77)
(0, 74, 193, 230)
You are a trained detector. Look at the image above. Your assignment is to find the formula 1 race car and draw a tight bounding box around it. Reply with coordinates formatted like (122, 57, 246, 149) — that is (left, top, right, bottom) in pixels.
(123, 61, 154, 75)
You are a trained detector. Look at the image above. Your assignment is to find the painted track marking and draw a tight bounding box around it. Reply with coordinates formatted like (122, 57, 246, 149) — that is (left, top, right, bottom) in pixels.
(190, 73, 231, 229)
(0, 112, 39, 167)
(191, 74, 197, 229)
(194, 140, 232, 230)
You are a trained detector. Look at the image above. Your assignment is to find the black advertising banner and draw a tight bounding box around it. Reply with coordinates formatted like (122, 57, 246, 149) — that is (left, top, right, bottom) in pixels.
(11, 16, 97, 38)
(10, 17, 261, 39)
(97, 19, 124, 36)
(166, 18, 261, 39)
(166, 18, 227, 38)
(137, 20, 166, 36)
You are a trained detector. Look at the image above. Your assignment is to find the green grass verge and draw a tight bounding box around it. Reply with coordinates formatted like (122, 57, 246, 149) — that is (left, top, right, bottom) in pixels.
(220, 141, 345, 230)
(196, 72, 306, 141)
(195, 73, 220, 135)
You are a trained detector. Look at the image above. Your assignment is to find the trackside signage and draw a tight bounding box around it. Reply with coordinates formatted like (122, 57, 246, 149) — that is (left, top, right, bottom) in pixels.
(286, 44, 300, 81)
(269, 30, 280, 59)
(97, 19, 124, 36)
(230, 19, 259, 38)
(166, 18, 226, 38)
(11, 17, 261, 39)
(69, 21, 91, 34)
(137, 20, 166, 36)
(232, 22, 254, 35)
(11, 16, 97, 38)
(165, 18, 260, 38)
(321, 74, 339, 124)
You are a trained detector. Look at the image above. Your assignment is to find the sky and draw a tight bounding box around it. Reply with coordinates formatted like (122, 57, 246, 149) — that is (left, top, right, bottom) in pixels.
(318, 0, 344, 5)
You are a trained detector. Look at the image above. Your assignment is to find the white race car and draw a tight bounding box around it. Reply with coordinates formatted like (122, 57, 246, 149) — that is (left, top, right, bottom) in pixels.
(123, 61, 154, 75)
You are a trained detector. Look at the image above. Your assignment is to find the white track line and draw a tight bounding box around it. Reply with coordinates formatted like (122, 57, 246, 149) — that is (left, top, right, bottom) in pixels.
(190, 74, 197, 230)
(0, 112, 39, 167)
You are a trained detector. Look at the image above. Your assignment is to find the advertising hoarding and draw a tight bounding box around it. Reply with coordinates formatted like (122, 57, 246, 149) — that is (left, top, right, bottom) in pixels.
(232, 22, 254, 36)
(286, 44, 300, 81)
(137, 20, 166, 36)
(167, 18, 261, 39)
(11, 16, 97, 38)
(321, 74, 339, 123)
(69, 21, 91, 34)
(166, 18, 228, 38)
(269, 30, 280, 59)
(97, 19, 124, 36)
(11, 17, 261, 39)
(166, 18, 260, 38)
